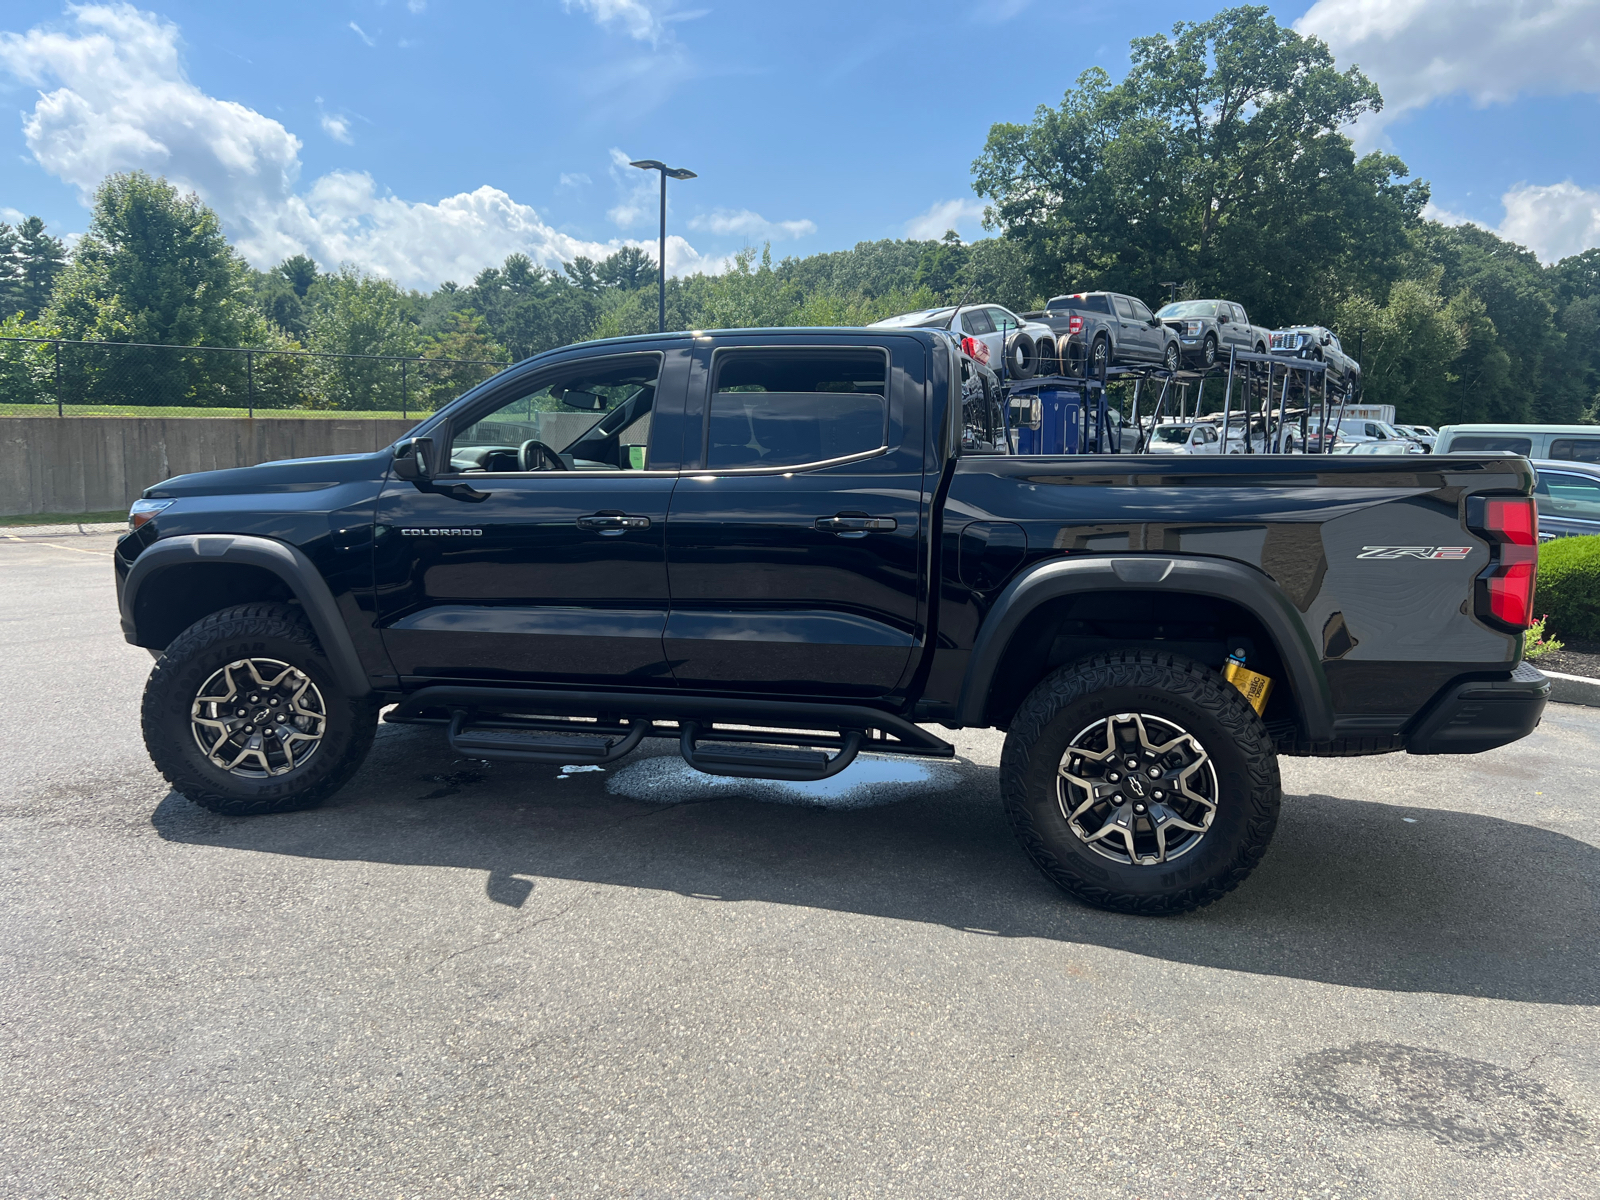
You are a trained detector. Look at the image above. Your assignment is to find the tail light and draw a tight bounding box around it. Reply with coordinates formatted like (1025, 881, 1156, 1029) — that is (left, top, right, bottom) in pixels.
(1067, 315, 1083, 335)
(1468, 496, 1538, 630)
(960, 336, 989, 365)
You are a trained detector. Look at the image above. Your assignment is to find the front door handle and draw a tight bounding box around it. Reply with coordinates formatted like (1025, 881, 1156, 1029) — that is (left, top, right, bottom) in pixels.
(577, 513, 651, 536)
(815, 515, 897, 536)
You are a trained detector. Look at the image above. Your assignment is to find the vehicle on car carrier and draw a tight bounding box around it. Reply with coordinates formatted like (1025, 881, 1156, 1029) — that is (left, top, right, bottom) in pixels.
(117, 326, 1550, 915)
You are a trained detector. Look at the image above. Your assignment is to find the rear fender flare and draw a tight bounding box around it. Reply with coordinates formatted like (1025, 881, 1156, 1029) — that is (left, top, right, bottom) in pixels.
(120, 534, 372, 697)
(955, 554, 1333, 738)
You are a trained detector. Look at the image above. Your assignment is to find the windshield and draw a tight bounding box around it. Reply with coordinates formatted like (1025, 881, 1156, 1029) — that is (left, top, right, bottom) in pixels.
(871, 308, 952, 329)
(1152, 426, 1191, 444)
(1156, 301, 1220, 318)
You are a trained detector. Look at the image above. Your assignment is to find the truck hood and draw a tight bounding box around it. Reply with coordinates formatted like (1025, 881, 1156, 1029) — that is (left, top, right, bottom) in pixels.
(142, 448, 394, 499)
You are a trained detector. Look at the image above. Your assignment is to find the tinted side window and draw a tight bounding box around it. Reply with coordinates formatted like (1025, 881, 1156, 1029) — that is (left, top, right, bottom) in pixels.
(1130, 299, 1154, 322)
(1549, 438, 1600, 463)
(1046, 294, 1111, 314)
(1449, 435, 1534, 455)
(1114, 296, 1136, 319)
(1232, 305, 1248, 324)
(960, 308, 995, 335)
(1538, 472, 1600, 519)
(707, 348, 888, 470)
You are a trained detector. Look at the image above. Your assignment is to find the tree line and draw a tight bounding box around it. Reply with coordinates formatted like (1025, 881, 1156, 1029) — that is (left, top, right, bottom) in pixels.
(0, 5, 1595, 424)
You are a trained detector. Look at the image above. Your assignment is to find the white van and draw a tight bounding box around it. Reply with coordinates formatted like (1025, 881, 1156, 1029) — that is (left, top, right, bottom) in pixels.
(1436, 424, 1600, 462)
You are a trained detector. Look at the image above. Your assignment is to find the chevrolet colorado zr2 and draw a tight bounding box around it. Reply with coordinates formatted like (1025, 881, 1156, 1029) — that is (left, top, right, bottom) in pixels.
(116, 327, 1550, 914)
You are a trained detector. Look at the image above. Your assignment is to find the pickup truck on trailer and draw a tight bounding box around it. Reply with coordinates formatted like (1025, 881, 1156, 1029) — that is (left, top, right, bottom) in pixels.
(116, 327, 1550, 915)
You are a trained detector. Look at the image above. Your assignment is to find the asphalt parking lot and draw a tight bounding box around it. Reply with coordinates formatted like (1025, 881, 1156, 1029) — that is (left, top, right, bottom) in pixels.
(3, 527, 1598, 1199)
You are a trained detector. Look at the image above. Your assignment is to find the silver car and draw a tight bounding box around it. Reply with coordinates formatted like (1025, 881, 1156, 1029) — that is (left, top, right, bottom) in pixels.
(870, 304, 1058, 377)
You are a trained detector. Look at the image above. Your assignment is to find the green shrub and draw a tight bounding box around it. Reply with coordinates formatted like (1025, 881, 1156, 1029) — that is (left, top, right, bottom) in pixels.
(1537, 536, 1600, 643)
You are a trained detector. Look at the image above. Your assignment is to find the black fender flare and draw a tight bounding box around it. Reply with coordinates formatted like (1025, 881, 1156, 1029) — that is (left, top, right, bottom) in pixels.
(119, 534, 372, 697)
(954, 554, 1333, 739)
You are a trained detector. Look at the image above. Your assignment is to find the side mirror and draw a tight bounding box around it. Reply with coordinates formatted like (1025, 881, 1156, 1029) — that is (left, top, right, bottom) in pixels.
(1217, 313, 1230, 324)
(558, 389, 607, 411)
(1322, 334, 1333, 346)
(392, 436, 436, 481)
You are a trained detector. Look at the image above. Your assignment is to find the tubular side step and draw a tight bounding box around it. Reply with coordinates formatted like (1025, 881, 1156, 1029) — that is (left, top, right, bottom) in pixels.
(680, 722, 864, 782)
(446, 710, 647, 764)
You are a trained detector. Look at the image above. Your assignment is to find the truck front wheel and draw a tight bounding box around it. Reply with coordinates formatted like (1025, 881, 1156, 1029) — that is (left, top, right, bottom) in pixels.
(142, 603, 377, 815)
(999, 651, 1280, 914)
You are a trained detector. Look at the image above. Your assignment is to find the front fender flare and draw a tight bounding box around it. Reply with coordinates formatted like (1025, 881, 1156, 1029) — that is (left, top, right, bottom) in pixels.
(120, 534, 372, 697)
(954, 554, 1333, 739)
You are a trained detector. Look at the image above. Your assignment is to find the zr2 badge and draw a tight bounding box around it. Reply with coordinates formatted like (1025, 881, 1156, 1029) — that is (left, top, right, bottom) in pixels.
(1357, 546, 1472, 560)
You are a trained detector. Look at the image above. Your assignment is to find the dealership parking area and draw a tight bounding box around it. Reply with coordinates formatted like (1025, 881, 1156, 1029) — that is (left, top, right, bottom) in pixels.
(3, 528, 1598, 1199)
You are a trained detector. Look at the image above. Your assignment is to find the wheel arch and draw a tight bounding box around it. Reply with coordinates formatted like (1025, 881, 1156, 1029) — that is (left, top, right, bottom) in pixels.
(955, 555, 1333, 739)
(120, 535, 372, 696)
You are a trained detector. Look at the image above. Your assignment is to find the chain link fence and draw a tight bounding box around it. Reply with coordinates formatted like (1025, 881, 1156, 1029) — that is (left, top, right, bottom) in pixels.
(0, 337, 511, 419)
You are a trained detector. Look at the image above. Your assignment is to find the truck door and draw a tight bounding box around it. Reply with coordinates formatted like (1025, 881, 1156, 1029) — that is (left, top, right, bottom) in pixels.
(662, 336, 929, 699)
(1113, 295, 1153, 360)
(373, 347, 687, 685)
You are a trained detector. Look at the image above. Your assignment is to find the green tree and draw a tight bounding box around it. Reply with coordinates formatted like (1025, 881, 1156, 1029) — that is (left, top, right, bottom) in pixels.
(306, 266, 421, 410)
(46, 174, 266, 407)
(13, 217, 67, 320)
(1333, 275, 1465, 424)
(973, 6, 1424, 324)
(418, 310, 508, 410)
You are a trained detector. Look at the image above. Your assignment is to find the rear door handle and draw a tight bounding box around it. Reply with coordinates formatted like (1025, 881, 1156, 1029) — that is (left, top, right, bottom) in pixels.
(815, 515, 897, 536)
(577, 513, 651, 536)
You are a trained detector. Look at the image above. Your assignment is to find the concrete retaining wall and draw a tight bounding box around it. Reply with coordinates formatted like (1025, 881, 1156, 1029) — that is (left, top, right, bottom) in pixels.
(0, 416, 417, 515)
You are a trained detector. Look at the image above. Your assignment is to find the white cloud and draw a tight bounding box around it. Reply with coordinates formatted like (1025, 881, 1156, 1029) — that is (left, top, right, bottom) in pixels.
(1421, 201, 1471, 227)
(905, 198, 987, 240)
(1425, 182, 1600, 262)
(319, 112, 353, 144)
(558, 172, 592, 188)
(605, 145, 660, 228)
(347, 21, 375, 47)
(687, 208, 816, 240)
(407, 0, 427, 12)
(563, 0, 666, 44)
(1498, 181, 1600, 262)
(0, 206, 25, 224)
(0, 5, 722, 288)
(1296, 0, 1600, 146)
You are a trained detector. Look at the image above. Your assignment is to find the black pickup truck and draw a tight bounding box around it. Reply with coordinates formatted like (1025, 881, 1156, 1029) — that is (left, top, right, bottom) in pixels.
(116, 327, 1550, 914)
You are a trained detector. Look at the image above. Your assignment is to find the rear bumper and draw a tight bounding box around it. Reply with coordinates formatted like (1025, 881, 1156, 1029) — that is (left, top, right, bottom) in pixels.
(1405, 662, 1550, 755)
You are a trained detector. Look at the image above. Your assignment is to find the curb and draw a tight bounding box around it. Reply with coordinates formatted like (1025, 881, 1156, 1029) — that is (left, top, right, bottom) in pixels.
(1544, 670, 1600, 708)
(0, 522, 125, 538)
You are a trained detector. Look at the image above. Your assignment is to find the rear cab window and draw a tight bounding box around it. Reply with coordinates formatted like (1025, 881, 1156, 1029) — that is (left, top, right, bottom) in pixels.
(1448, 435, 1534, 455)
(705, 348, 889, 470)
(1046, 294, 1111, 314)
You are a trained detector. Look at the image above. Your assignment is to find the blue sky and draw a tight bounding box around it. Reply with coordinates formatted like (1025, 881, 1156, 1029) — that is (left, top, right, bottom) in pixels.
(3, 1, 1598, 289)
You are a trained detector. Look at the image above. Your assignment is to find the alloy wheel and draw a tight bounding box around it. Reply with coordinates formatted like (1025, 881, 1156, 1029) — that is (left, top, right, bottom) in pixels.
(190, 657, 327, 777)
(1057, 712, 1217, 866)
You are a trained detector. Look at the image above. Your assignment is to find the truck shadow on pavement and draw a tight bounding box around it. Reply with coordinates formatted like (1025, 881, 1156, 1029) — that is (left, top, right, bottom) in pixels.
(151, 727, 1599, 1007)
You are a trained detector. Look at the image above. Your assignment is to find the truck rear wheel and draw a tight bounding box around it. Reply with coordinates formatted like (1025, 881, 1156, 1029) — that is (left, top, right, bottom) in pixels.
(999, 651, 1280, 914)
(141, 603, 377, 815)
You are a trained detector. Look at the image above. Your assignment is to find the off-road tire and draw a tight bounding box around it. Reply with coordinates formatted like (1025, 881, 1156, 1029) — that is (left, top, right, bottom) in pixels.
(142, 603, 377, 815)
(1000, 651, 1280, 914)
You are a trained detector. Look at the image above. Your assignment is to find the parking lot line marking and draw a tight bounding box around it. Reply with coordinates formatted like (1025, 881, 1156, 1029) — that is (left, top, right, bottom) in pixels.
(12, 540, 112, 556)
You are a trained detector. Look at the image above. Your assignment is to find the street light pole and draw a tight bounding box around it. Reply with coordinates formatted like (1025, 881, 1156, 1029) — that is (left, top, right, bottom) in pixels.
(629, 159, 697, 333)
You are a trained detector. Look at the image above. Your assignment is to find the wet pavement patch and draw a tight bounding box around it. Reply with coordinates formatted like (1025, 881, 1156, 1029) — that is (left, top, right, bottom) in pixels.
(1281, 1042, 1591, 1153)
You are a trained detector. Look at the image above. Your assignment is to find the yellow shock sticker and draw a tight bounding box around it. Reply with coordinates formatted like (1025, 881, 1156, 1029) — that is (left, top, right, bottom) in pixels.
(1223, 661, 1274, 716)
